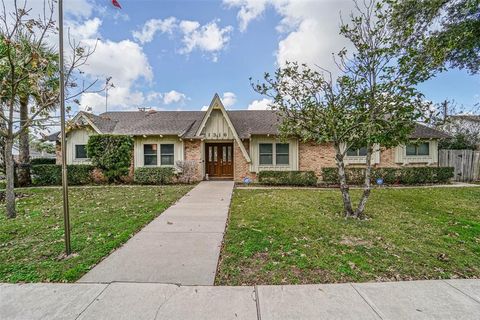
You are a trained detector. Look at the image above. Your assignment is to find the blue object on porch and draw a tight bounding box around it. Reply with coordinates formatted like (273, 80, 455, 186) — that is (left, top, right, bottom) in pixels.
(376, 178, 384, 185)
(243, 177, 252, 186)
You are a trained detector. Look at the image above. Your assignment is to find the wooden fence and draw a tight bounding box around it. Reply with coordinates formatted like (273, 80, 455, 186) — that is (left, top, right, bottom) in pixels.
(439, 149, 480, 182)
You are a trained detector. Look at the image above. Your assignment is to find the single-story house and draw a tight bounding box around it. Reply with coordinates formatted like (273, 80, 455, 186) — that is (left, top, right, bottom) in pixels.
(52, 94, 449, 182)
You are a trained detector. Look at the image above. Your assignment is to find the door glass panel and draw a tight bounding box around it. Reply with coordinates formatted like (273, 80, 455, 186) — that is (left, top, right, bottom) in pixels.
(213, 146, 217, 162)
(223, 146, 227, 162)
(227, 146, 232, 162)
(209, 146, 213, 162)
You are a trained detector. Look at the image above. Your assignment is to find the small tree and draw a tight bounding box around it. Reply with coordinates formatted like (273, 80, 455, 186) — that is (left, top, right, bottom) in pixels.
(254, 0, 430, 217)
(176, 160, 198, 184)
(86, 135, 134, 183)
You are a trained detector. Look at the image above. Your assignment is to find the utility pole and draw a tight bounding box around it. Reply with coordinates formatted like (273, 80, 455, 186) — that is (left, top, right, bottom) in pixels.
(58, 0, 71, 256)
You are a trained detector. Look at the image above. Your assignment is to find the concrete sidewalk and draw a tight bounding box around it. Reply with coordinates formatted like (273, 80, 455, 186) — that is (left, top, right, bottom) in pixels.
(78, 181, 234, 285)
(1, 279, 479, 319)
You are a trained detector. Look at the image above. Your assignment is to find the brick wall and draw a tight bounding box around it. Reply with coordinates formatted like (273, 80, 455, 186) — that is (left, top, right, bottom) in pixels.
(298, 142, 337, 179)
(378, 148, 400, 168)
(234, 140, 256, 182)
(183, 139, 204, 181)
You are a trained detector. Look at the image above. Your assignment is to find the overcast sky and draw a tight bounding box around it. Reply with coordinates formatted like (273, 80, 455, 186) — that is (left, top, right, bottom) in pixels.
(10, 0, 480, 115)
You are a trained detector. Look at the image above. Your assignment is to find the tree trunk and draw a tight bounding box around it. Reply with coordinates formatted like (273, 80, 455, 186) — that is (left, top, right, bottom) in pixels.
(18, 96, 31, 187)
(334, 144, 354, 217)
(354, 145, 374, 217)
(5, 137, 16, 218)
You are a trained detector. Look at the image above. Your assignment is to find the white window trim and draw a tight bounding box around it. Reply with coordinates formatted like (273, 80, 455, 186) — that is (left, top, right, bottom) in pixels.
(258, 142, 291, 168)
(160, 143, 175, 167)
(342, 143, 380, 165)
(74, 144, 89, 161)
(142, 142, 177, 168)
(395, 140, 437, 165)
(143, 143, 159, 167)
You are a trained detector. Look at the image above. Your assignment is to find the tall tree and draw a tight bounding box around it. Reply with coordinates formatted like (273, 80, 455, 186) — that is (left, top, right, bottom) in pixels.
(1, 0, 96, 218)
(254, 0, 430, 217)
(392, 0, 480, 76)
(17, 44, 58, 187)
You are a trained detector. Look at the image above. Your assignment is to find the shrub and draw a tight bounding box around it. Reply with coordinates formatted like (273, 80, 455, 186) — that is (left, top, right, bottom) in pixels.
(134, 167, 175, 185)
(321, 167, 454, 185)
(176, 160, 198, 183)
(30, 158, 56, 165)
(258, 170, 317, 186)
(31, 164, 94, 186)
(87, 135, 134, 182)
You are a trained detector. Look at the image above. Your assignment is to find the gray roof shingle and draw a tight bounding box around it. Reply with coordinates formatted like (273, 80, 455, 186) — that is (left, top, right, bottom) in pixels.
(73, 110, 448, 140)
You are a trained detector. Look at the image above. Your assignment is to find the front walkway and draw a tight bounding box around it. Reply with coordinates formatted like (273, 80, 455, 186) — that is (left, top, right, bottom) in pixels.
(1, 279, 480, 319)
(78, 181, 234, 285)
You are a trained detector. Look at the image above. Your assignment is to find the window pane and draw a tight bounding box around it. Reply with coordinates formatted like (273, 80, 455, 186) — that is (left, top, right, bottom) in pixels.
(144, 155, 157, 166)
(406, 144, 416, 156)
(75, 145, 88, 159)
(276, 143, 289, 154)
(358, 147, 367, 156)
(223, 146, 227, 162)
(227, 146, 232, 162)
(418, 142, 429, 156)
(161, 155, 174, 166)
(144, 144, 157, 165)
(276, 143, 289, 165)
(259, 143, 272, 154)
(161, 144, 174, 155)
(259, 155, 273, 165)
(346, 148, 358, 157)
(144, 144, 157, 155)
(276, 154, 289, 165)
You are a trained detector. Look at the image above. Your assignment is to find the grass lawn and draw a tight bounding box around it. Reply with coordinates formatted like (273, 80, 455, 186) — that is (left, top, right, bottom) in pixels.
(216, 187, 480, 285)
(0, 185, 192, 283)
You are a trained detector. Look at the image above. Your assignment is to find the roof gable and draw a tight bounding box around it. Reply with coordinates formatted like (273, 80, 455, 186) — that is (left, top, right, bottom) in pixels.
(195, 94, 251, 162)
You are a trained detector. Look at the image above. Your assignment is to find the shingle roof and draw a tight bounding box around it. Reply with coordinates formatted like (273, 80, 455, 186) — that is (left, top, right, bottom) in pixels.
(411, 123, 450, 139)
(73, 110, 448, 140)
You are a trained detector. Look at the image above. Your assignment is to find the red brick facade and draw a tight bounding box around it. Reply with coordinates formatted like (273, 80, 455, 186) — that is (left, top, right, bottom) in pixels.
(183, 139, 204, 181)
(233, 140, 256, 182)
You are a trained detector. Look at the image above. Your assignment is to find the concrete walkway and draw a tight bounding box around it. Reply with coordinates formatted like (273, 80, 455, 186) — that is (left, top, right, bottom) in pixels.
(1, 279, 480, 319)
(78, 181, 234, 285)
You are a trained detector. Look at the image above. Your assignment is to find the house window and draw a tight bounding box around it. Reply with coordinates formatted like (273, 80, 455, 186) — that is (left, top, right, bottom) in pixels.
(259, 143, 273, 165)
(144, 144, 158, 166)
(406, 142, 429, 156)
(276, 143, 289, 165)
(160, 144, 174, 166)
(75, 145, 88, 159)
(347, 146, 367, 157)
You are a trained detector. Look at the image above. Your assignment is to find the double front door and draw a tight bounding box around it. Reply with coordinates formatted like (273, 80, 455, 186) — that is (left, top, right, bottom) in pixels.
(205, 143, 234, 179)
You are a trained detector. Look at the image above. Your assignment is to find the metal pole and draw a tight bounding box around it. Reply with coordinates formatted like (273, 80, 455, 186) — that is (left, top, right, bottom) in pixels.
(58, 0, 71, 256)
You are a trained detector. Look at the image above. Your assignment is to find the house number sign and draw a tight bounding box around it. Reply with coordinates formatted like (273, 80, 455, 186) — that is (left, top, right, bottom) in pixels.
(207, 132, 228, 138)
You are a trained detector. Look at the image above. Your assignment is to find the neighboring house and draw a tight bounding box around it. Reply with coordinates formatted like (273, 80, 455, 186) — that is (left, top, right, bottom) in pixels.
(12, 144, 56, 162)
(50, 94, 449, 182)
(442, 114, 480, 149)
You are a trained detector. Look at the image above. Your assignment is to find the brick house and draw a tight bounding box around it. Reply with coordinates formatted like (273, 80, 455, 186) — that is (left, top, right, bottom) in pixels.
(53, 94, 449, 182)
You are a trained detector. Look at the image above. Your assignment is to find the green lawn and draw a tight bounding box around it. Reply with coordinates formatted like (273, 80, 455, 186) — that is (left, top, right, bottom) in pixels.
(216, 187, 480, 285)
(0, 185, 192, 283)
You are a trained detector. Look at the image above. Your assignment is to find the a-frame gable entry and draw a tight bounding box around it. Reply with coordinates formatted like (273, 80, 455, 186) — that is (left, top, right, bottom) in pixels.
(72, 111, 102, 134)
(196, 93, 251, 163)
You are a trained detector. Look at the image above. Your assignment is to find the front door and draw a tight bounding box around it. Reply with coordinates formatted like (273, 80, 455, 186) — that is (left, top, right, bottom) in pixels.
(205, 143, 234, 179)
